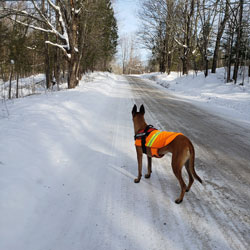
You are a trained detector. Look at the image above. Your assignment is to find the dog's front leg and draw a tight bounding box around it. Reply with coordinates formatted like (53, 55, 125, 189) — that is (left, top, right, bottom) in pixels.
(134, 146, 143, 183)
(145, 156, 152, 178)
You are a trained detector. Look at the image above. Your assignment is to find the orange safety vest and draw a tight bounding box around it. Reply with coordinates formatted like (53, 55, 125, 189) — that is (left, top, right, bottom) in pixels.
(135, 129, 183, 158)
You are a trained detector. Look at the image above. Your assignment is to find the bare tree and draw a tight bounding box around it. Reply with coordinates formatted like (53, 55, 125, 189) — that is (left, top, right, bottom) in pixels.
(197, 0, 219, 77)
(119, 34, 130, 74)
(211, 0, 230, 73)
(179, 0, 196, 75)
(138, 0, 181, 73)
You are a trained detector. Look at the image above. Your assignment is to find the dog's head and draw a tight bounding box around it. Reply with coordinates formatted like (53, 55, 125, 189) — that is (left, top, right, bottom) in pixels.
(132, 104, 146, 133)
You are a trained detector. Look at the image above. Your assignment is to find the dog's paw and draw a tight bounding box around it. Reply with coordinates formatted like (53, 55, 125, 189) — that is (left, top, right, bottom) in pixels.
(175, 198, 183, 204)
(134, 178, 141, 183)
(145, 173, 151, 179)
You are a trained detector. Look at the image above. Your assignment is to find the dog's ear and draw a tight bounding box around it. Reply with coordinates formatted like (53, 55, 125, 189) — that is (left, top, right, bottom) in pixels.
(139, 104, 145, 115)
(132, 104, 137, 117)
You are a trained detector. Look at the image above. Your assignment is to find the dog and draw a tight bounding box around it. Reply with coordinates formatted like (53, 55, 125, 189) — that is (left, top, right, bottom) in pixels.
(132, 104, 202, 204)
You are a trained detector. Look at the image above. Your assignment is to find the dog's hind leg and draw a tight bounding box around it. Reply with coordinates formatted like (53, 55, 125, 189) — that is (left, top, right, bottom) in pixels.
(185, 159, 194, 192)
(145, 156, 152, 178)
(172, 155, 187, 204)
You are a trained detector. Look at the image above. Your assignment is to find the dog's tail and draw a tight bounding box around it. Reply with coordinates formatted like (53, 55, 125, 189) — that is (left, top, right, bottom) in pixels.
(189, 142, 202, 184)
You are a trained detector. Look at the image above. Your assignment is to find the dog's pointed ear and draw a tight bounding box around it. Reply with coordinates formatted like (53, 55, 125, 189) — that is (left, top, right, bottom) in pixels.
(132, 104, 137, 117)
(139, 104, 145, 115)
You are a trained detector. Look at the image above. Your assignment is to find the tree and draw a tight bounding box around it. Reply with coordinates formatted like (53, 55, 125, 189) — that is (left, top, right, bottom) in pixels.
(1, 0, 80, 88)
(81, 0, 118, 72)
(0, 17, 9, 82)
(197, 0, 219, 77)
(221, 0, 249, 83)
(138, 0, 199, 74)
(179, 0, 196, 75)
(138, 0, 180, 73)
(119, 35, 130, 74)
(232, 0, 244, 83)
(211, 0, 230, 73)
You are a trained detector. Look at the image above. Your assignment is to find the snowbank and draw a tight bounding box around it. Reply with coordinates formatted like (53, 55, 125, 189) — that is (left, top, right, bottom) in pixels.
(0, 74, 69, 99)
(140, 68, 250, 125)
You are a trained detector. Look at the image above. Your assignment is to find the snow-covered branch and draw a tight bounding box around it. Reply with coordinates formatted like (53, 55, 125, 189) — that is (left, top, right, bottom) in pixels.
(31, 0, 69, 50)
(10, 18, 57, 35)
(174, 38, 188, 49)
(47, 0, 70, 50)
(45, 41, 71, 59)
(2, 0, 71, 55)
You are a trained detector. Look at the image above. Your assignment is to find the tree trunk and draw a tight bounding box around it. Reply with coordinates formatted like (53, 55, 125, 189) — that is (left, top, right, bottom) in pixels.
(204, 57, 209, 77)
(45, 40, 52, 89)
(167, 53, 172, 75)
(54, 59, 60, 90)
(233, 0, 244, 84)
(54, 45, 60, 90)
(211, 36, 220, 73)
(16, 73, 19, 98)
(226, 23, 234, 83)
(211, 0, 229, 73)
(226, 39, 232, 83)
(226, 41, 233, 83)
(182, 0, 195, 75)
(8, 63, 14, 99)
(66, 4, 80, 89)
(54, 1, 60, 91)
(68, 57, 78, 89)
(42, 0, 52, 89)
(227, 63, 231, 83)
(159, 52, 166, 73)
(182, 55, 188, 75)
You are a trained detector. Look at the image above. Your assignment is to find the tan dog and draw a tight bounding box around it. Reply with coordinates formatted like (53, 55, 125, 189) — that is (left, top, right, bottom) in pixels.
(132, 104, 202, 204)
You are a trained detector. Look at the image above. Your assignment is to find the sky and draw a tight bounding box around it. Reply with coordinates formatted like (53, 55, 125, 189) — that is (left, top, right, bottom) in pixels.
(114, 0, 139, 34)
(113, 0, 150, 62)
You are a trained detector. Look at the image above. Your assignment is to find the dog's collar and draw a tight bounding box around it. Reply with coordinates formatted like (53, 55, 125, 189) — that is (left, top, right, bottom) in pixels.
(134, 125, 156, 140)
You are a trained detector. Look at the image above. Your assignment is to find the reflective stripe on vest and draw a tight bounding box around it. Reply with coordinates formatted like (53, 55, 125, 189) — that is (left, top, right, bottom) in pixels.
(146, 131, 161, 147)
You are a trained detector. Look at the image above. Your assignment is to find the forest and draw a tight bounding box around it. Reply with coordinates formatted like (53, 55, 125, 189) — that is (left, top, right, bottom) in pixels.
(0, 0, 118, 93)
(0, 0, 249, 98)
(137, 0, 250, 81)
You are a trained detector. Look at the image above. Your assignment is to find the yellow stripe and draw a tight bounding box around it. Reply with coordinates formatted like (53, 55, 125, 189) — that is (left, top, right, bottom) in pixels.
(147, 132, 161, 147)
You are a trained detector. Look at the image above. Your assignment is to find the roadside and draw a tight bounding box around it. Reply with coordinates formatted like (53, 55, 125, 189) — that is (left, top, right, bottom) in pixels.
(139, 68, 250, 128)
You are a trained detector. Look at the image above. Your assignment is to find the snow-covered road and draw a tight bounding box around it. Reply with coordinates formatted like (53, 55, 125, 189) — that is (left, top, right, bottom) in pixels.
(0, 73, 249, 250)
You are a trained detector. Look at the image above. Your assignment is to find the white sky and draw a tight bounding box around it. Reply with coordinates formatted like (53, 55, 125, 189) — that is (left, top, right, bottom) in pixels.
(114, 0, 139, 34)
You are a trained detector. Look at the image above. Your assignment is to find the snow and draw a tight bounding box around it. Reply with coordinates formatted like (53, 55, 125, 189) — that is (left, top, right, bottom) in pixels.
(75, 8, 82, 15)
(0, 72, 136, 250)
(140, 68, 250, 127)
(0, 70, 249, 249)
(0, 74, 66, 100)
